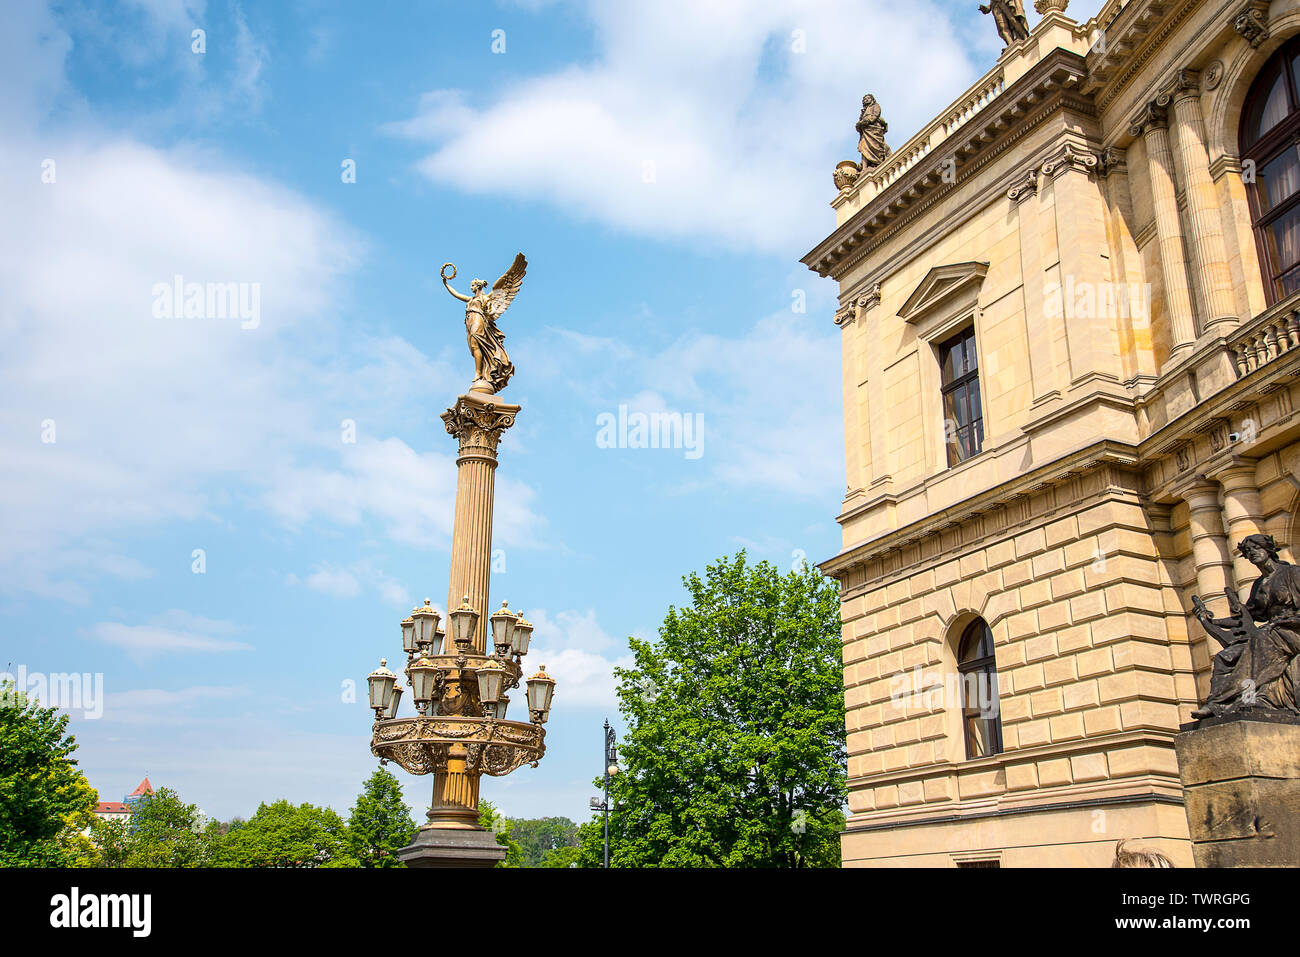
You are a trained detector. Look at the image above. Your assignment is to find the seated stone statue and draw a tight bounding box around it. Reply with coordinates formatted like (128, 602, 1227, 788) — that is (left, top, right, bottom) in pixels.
(1191, 533, 1300, 719)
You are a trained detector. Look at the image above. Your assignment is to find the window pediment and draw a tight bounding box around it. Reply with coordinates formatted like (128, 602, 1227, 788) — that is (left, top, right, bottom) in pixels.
(898, 262, 989, 330)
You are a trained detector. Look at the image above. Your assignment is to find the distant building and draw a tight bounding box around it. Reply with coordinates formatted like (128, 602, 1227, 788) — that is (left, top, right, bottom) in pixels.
(93, 777, 153, 823)
(91, 801, 131, 823)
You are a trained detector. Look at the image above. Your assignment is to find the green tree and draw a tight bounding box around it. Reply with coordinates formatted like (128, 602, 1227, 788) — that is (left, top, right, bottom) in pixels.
(213, 800, 357, 868)
(509, 816, 580, 867)
(601, 552, 847, 867)
(0, 679, 99, 867)
(122, 787, 212, 867)
(68, 815, 131, 868)
(347, 767, 415, 867)
(477, 799, 523, 868)
(539, 844, 585, 868)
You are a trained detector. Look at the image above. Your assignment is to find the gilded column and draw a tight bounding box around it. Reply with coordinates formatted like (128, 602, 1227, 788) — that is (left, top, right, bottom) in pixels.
(1131, 101, 1198, 359)
(1210, 458, 1265, 589)
(427, 753, 481, 829)
(441, 392, 519, 653)
(425, 391, 521, 833)
(1169, 71, 1238, 335)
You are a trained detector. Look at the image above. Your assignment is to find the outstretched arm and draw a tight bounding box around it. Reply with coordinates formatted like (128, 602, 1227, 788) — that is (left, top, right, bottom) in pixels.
(443, 277, 470, 303)
(441, 263, 471, 302)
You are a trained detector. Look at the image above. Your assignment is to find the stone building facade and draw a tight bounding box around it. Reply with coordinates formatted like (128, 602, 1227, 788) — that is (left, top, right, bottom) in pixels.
(804, 0, 1300, 866)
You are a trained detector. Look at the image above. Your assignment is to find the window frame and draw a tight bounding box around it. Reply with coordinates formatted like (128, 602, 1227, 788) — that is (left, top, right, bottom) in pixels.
(937, 326, 985, 468)
(1242, 36, 1300, 304)
(956, 618, 1003, 760)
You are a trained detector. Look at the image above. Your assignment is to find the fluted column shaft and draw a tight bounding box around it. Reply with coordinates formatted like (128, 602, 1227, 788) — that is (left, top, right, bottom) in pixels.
(1182, 478, 1235, 615)
(448, 451, 498, 653)
(1170, 73, 1238, 334)
(1212, 460, 1265, 589)
(427, 753, 482, 828)
(442, 392, 519, 653)
(1132, 102, 1198, 358)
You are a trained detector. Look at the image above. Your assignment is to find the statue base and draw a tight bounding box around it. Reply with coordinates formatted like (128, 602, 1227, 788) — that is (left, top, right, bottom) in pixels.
(396, 825, 506, 869)
(1174, 716, 1300, 867)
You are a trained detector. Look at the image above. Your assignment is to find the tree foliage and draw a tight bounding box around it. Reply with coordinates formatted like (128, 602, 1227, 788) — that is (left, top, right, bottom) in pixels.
(212, 800, 357, 868)
(478, 799, 523, 868)
(0, 679, 99, 867)
(599, 552, 847, 867)
(347, 767, 415, 867)
(122, 787, 212, 867)
(509, 816, 580, 867)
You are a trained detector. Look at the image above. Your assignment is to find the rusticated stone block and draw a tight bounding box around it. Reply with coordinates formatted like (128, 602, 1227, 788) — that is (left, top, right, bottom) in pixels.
(1175, 717, 1300, 867)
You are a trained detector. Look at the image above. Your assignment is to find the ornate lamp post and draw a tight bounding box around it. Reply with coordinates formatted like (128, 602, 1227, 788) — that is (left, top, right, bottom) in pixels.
(366, 251, 556, 868)
(588, 718, 619, 868)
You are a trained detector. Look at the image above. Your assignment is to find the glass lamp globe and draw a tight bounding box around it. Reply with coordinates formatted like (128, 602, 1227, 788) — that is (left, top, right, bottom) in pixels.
(526, 665, 556, 723)
(489, 601, 517, 656)
(512, 613, 533, 656)
(367, 659, 397, 713)
(412, 599, 442, 649)
(449, 595, 479, 649)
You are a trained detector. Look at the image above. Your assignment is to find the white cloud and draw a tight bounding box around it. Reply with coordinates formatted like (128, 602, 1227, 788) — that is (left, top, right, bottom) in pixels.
(295, 558, 412, 607)
(304, 565, 362, 599)
(0, 7, 548, 603)
(101, 684, 251, 725)
(523, 607, 632, 710)
(387, 0, 976, 253)
(231, 4, 269, 112)
(527, 308, 843, 499)
(88, 620, 254, 659)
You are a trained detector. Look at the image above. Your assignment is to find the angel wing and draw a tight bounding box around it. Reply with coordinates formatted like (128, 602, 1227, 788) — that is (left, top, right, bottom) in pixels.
(488, 253, 527, 320)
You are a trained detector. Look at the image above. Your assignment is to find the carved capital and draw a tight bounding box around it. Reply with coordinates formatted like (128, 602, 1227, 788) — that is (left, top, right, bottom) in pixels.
(1234, 1, 1270, 49)
(1008, 166, 1039, 201)
(1129, 100, 1169, 138)
(857, 282, 882, 312)
(1042, 142, 1101, 178)
(441, 392, 521, 458)
(1170, 68, 1201, 101)
(1098, 147, 1128, 177)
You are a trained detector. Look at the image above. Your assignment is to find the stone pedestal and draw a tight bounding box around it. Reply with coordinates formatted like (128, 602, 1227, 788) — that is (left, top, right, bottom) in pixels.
(397, 824, 506, 869)
(1175, 715, 1300, 867)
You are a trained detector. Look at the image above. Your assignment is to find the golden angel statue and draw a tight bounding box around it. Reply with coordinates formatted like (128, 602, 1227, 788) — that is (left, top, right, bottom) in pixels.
(441, 252, 527, 394)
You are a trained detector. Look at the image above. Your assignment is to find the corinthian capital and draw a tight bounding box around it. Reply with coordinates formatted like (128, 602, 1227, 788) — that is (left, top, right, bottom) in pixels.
(442, 392, 521, 458)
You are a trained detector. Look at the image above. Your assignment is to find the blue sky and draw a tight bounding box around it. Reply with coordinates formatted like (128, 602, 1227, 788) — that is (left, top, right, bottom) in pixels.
(2, 0, 1106, 823)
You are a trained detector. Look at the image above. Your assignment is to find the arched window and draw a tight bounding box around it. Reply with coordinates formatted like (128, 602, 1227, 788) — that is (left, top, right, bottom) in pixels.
(957, 619, 1003, 759)
(1242, 36, 1300, 302)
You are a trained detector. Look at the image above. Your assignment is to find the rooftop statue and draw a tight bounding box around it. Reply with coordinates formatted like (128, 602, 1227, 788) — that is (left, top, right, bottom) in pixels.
(855, 94, 892, 171)
(980, 0, 1031, 46)
(1191, 534, 1300, 720)
(441, 252, 528, 395)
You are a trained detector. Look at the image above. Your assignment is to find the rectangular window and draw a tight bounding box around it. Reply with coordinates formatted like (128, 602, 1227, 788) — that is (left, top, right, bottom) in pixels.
(938, 327, 984, 467)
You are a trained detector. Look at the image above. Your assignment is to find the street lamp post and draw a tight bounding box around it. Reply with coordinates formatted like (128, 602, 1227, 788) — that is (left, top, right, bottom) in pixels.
(588, 718, 619, 867)
(364, 251, 557, 868)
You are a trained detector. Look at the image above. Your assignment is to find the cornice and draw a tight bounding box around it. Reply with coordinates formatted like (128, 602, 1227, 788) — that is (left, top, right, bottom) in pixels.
(802, 49, 1092, 280)
(1084, 0, 1201, 112)
(819, 439, 1141, 581)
